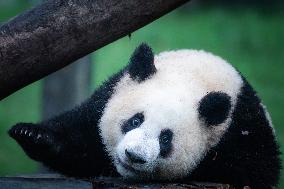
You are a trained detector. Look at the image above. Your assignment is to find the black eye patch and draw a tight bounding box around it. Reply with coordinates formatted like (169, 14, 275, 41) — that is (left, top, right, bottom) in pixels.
(121, 113, 144, 134)
(159, 129, 173, 158)
(198, 92, 231, 126)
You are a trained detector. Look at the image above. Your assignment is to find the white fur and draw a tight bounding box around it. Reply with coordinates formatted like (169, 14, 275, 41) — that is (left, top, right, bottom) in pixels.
(99, 49, 243, 180)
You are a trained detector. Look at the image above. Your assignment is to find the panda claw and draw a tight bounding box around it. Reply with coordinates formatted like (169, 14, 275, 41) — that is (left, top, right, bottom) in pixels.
(24, 130, 28, 135)
(37, 134, 42, 140)
(28, 132, 33, 137)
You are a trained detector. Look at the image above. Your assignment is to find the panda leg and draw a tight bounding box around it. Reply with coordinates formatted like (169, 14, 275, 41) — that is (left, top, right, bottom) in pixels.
(9, 121, 114, 177)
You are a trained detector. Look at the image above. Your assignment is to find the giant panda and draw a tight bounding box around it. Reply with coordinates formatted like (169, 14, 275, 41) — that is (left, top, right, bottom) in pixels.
(9, 43, 281, 189)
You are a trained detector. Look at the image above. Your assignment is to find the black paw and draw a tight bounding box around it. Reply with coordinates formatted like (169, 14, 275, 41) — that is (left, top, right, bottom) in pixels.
(9, 123, 49, 144)
(8, 123, 60, 161)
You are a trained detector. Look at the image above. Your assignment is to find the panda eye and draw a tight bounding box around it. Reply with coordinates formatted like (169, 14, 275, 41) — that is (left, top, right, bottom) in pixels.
(132, 118, 141, 127)
(159, 129, 173, 158)
(121, 113, 144, 134)
(160, 133, 170, 144)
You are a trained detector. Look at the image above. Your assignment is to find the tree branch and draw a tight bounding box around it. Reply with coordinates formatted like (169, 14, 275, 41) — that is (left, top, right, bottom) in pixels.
(0, 0, 189, 100)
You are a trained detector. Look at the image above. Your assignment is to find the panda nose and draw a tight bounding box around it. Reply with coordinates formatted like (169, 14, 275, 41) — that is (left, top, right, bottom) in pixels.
(125, 149, 146, 164)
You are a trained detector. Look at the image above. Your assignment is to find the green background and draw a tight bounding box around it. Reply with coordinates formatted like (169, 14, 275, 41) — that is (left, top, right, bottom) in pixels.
(0, 1, 283, 188)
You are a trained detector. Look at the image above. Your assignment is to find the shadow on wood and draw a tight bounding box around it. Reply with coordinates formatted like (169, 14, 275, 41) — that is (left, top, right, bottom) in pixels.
(0, 174, 234, 189)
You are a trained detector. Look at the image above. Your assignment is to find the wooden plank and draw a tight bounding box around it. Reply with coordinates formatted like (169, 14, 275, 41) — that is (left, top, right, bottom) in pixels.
(0, 175, 234, 189)
(0, 175, 92, 189)
(92, 177, 233, 188)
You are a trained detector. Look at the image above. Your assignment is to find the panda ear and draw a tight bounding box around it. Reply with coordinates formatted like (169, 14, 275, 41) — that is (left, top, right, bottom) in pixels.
(128, 43, 156, 82)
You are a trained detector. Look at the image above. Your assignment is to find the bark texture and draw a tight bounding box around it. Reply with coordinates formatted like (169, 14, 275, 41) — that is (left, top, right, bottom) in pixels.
(0, 0, 189, 100)
(0, 175, 234, 189)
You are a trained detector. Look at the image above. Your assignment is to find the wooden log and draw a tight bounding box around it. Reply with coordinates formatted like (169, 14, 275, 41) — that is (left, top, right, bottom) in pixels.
(0, 174, 92, 189)
(0, 0, 190, 100)
(0, 174, 234, 189)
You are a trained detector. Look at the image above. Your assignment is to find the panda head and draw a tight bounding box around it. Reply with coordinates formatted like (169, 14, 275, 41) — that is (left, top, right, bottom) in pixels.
(99, 44, 243, 180)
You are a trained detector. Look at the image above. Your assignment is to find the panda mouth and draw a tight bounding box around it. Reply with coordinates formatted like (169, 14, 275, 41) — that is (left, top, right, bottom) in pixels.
(118, 157, 143, 174)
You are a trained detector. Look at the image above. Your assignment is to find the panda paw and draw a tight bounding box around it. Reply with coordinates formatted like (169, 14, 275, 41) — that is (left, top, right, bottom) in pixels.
(8, 123, 60, 161)
(9, 123, 51, 144)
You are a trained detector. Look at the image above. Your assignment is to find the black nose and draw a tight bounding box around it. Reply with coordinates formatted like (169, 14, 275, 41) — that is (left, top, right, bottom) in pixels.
(125, 149, 146, 164)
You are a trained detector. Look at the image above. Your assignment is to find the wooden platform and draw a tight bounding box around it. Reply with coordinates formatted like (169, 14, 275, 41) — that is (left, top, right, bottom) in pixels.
(0, 174, 234, 189)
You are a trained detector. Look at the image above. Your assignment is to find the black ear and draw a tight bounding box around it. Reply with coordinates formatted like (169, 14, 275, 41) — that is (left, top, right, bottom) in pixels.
(128, 43, 156, 82)
(198, 92, 231, 126)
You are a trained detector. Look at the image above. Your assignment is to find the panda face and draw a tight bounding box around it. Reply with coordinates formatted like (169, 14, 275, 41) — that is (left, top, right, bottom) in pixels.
(99, 45, 243, 180)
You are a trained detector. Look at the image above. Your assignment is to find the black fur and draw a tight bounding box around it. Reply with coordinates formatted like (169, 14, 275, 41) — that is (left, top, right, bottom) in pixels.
(128, 43, 156, 82)
(159, 129, 173, 158)
(198, 92, 231, 126)
(189, 78, 281, 189)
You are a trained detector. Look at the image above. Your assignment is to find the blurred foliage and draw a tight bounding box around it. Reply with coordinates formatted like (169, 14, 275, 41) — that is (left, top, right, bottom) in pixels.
(0, 1, 31, 22)
(0, 0, 283, 188)
(199, 0, 284, 9)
